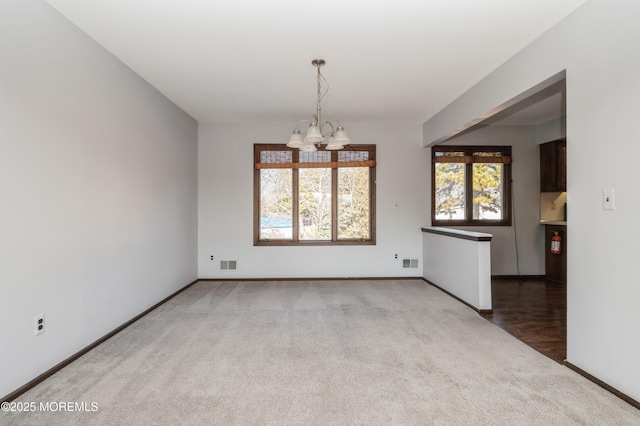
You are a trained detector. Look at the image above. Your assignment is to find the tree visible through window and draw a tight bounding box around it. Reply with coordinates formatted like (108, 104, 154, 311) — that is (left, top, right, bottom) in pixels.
(254, 144, 376, 245)
(432, 146, 512, 226)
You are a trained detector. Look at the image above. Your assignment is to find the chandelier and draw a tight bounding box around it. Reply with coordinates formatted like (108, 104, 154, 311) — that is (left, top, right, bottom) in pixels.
(286, 59, 351, 152)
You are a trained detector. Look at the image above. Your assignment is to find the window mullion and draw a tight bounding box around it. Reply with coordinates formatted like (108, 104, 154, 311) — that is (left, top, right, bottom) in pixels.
(331, 151, 338, 241)
(466, 161, 474, 222)
(331, 168, 338, 241)
(292, 150, 300, 242)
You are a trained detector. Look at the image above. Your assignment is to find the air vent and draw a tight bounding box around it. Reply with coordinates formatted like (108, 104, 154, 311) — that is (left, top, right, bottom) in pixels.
(220, 260, 237, 270)
(402, 259, 419, 268)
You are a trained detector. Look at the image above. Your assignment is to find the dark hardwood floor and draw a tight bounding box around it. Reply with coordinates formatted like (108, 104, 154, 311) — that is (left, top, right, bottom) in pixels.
(482, 278, 567, 364)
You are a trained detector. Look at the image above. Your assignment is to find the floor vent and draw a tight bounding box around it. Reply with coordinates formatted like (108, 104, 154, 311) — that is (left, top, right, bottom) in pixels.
(403, 259, 419, 268)
(220, 260, 237, 270)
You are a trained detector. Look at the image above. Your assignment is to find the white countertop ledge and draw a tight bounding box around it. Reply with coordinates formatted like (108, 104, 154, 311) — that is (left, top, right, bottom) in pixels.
(422, 227, 493, 241)
(540, 220, 567, 225)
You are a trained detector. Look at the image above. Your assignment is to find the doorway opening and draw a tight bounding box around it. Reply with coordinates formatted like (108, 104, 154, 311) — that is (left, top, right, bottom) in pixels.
(463, 73, 568, 364)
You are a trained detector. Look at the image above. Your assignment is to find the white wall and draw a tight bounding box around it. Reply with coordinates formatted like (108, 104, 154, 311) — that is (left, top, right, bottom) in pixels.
(536, 116, 566, 144)
(436, 125, 543, 276)
(423, 229, 492, 311)
(422, 0, 640, 401)
(0, 1, 198, 398)
(198, 122, 427, 278)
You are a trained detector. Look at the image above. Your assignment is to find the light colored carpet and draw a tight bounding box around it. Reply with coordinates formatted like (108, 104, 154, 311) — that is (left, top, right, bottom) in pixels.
(4, 280, 639, 425)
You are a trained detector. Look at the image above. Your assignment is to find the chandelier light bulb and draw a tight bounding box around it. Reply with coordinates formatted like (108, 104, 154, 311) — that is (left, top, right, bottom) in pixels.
(325, 133, 344, 150)
(332, 126, 350, 145)
(300, 142, 318, 152)
(303, 124, 324, 144)
(286, 129, 304, 148)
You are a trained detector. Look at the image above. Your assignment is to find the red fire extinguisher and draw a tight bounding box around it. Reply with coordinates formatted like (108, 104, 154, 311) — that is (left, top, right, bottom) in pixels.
(551, 231, 562, 255)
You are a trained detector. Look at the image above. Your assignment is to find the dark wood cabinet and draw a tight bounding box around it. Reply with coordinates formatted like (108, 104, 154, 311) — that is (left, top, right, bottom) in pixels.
(540, 139, 566, 192)
(545, 224, 567, 283)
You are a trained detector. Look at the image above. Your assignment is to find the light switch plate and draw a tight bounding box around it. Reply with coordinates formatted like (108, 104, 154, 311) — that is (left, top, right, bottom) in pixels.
(603, 188, 615, 210)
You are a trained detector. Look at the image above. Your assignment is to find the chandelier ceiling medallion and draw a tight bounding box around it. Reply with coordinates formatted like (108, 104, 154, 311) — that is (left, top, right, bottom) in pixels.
(286, 59, 351, 152)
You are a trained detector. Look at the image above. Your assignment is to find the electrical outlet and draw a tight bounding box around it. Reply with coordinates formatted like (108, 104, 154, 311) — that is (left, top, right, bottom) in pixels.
(34, 313, 45, 336)
(209, 255, 214, 262)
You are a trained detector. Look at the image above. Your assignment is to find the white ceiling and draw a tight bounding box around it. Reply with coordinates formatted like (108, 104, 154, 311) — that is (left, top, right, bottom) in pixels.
(45, 0, 586, 124)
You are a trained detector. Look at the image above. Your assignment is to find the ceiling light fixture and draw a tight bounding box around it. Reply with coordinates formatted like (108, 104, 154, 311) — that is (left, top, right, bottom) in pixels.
(286, 59, 350, 152)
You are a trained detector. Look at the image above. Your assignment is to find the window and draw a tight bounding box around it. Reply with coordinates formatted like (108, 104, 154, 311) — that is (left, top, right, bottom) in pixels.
(254, 144, 376, 245)
(432, 145, 512, 226)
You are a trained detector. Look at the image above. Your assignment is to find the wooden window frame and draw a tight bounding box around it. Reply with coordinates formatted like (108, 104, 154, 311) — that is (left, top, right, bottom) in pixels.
(431, 145, 512, 227)
(254, 144, 376, 246)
